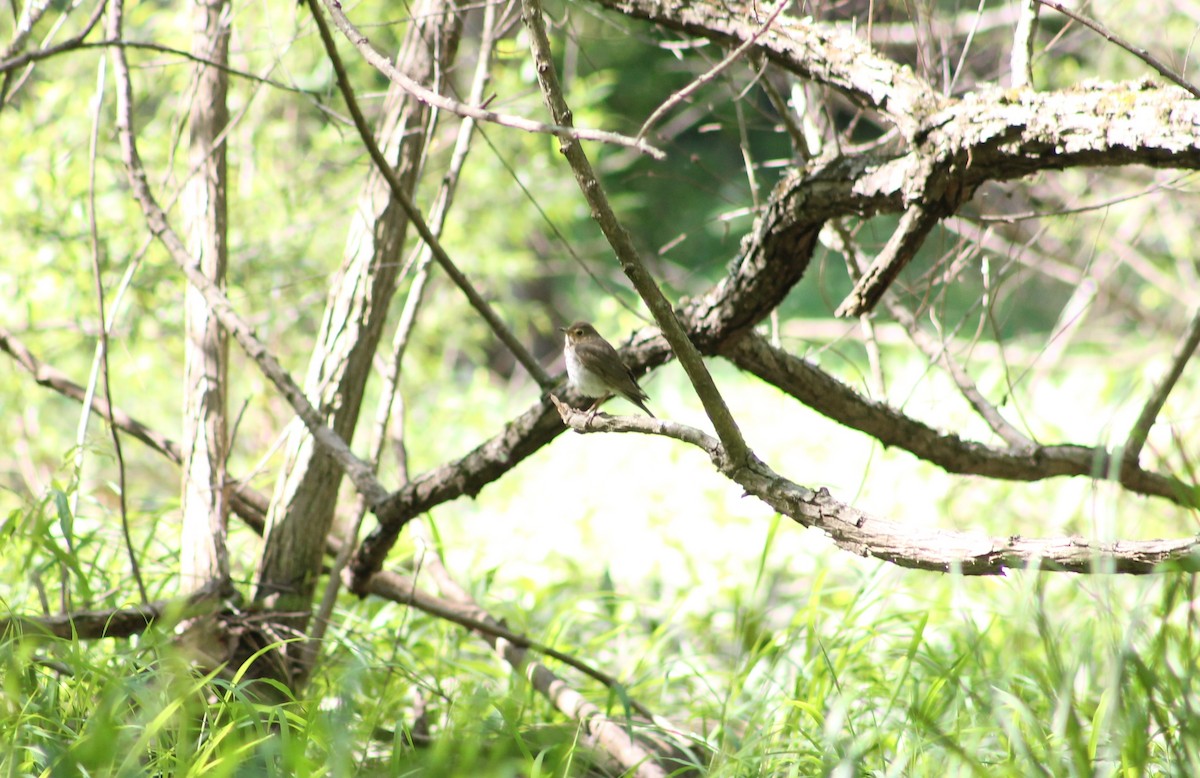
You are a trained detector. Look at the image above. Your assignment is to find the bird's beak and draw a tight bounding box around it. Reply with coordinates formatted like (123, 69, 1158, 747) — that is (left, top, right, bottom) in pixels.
(557, 326, 567, 333)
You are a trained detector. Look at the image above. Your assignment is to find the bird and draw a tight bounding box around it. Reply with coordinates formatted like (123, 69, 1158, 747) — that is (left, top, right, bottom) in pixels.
(560, 321, 654, 418)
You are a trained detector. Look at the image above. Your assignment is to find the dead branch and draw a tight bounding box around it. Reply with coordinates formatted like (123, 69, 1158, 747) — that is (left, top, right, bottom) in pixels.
(549, 397, 1200, 575)
(365, 570, 683, 777)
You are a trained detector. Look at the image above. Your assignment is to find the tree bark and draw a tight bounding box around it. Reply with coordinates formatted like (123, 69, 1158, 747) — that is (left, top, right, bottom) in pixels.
(180, 0, 231, 594)
(253, 0, 465, 621)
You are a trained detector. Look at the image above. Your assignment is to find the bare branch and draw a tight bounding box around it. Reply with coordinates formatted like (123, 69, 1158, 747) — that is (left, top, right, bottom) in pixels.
(0, 326, 270, 532)
(521, 0, 752, 466)
(83, 45, 146, 605)
(1034, 0, 1200, 99)
(550, 397, 1200, 575)
(0, 0, 106, 75)
(365, 570, 677, 777)
(827, 222, 886, 396)
(1010, 0, 1039, 89)
(836, 201, 960, 319)
(586, 0, 944, 141)
(724, 332, 1198, 508)
(1, 604, 164, 640)
(2, 0, 55, 59)
(885, 295, 1033, 451)
(1, 326, 181, 464)
(107, 0, 389, 507)
(637, 0, 789, 142)
(312, 0, 664, 158)
(304, 0, 501, 684)
(349, 76, 1200, 580)
(3, 39, 316, 96)
(0, 584, 227, 640)
(354, 402, 567, 581)
(1123, 304, 1200, 469)
(308, 0, 553, 390)
(845, 5, 1021, 49)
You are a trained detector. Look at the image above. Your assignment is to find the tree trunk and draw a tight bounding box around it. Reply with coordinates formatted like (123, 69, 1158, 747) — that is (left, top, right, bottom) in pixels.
(180, 0, 231, 595)
(253, 0, 465, 622)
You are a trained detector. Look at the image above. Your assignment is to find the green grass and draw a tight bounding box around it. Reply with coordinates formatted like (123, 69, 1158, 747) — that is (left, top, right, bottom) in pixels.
(4, 343, 1199, 776)
(5, 553, 1200, 776)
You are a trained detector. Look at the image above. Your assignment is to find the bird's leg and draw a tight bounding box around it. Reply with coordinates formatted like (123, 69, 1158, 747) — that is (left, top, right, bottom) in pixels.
(583, 394, 612, 425)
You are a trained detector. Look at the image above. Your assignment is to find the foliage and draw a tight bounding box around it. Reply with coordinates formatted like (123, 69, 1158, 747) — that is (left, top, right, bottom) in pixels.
(4, 0, 1200, 774)
(6, 524, 1200, 775)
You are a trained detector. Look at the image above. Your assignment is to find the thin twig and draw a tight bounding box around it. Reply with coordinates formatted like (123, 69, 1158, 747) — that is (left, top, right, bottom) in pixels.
(637, 0, 788, 142)
(829, 222, 887, 398)
(314, 0, 664, 158)
(1, 0, 54, 60)
(836, 201, 948, 318)
(0, 327, 182, 462)
(84, 47, 148, 605)
(521, 0, 752, 466)
(971, 172, 1200, 223)
(945, 0, 988, 96)
(1034, 0, 1200, 99)
(2, 38, 317, 96)
(401, 520, 700, 768)
(886, 297, 1032, 451)
(474, 125, 649, 321)
(309, 0, 553, 390)
(832, 219, 1032, 449)
(756, 63, 810, 161)
(1123, 303, 1200, 468)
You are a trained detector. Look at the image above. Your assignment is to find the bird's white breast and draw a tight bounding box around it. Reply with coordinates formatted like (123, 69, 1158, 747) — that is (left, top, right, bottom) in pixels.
(565, 345, 610, 397)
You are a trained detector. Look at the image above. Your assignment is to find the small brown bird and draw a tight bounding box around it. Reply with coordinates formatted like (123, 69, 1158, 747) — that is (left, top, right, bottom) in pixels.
(560, 321, 654, 418)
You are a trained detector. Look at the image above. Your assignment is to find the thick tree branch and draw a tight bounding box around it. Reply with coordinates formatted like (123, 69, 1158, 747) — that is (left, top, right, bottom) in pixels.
(0, 583, 227, 640)
(350, 32, 1200, 581)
